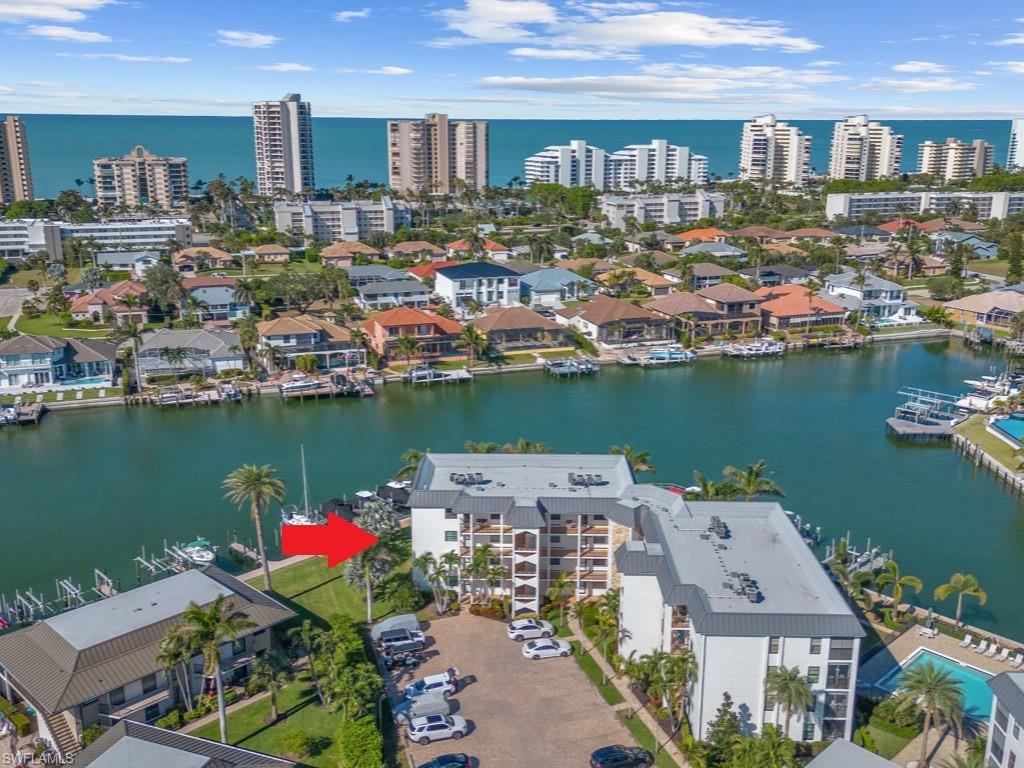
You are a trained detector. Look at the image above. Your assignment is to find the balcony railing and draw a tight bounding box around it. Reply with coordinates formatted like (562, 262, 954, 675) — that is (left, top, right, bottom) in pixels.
(99, 688, 171, 720)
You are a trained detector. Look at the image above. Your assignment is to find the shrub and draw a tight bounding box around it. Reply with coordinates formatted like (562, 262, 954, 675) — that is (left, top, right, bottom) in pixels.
(182, 708, 205, 723)
(869, 715, 921, 740)
(853, 725, 878, 753)
(81, 723, 104, 745)
(872, 697, 921, 728)
(0, 696, 31, 737)
(338, 716, 382, 768)
(224, 689, 238, 706)
(155, 710, 183, 730)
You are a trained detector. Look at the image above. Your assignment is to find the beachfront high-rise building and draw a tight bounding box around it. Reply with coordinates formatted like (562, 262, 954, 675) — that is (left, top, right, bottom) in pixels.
(0, 116, 34, 204)
(92, 145, 190, 209)
(607, 139, 708, 188)
(828, 115, 903, 181)
(918, 137, 994, 182)
(387, 113, 488, 195)
(1009, 119, 1024, 171)
(524, 139, 609, 189)
(738, 115, 811, 186)
(252, 93, 315, 196)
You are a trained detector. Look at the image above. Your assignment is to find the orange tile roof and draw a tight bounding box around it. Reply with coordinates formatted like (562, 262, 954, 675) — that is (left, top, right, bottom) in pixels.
(252, 243, 290, 255)
(730, 226, 789, 239)
(447, 237, 508, 252)
(786, 227, 835, 239)
(754, 284, 845, 318)
(182, 276, 236, 289)
(677, 227, 730, 242)
(69, 281, 148, 313)
(878, 219, 923, 233)
(597, 267, 673, 288)
(362, 307, 463, 334)
(173, 246, 233, 262)
(408, 261, 460, 279)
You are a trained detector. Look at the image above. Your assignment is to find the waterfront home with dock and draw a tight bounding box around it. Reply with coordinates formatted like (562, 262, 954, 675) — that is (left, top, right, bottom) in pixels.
(320, 241, 380, 268)
(987, 672, 1024, 767)
(755, 285, 847, 331)
(137, 329, 245, 378)
(433, 262, 520, 312)
(256, 314, 363, 369)
(597, 267, 674, 297)
(361, 306, 463, 361)
(556, 295, 673, 346)
(519, 267, 596, 307)
(694, 283, 764, 335)
(469, 306, 571, 351)
(944, 290, 1024, 330)
(644, 291, 732, 338)
(0, 335, 116, 394)
(69, 281, 148, 326)
(0, 567, 294, 760)
(821, 268, 919, 323)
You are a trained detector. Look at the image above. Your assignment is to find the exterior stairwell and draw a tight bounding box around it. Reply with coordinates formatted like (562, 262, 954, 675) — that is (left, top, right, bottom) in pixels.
(41, 710, 81, 759)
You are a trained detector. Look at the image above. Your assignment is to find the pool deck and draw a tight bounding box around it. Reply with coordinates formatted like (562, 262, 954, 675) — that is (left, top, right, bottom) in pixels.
(860, 628, 1017, 689)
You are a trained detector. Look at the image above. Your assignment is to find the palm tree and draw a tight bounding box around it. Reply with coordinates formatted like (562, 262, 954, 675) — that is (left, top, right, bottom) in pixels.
(287, 619, 326, 705)
(590, 609, 619, 684)
(610, 444, 656, 473)
(456, 324, 489, 365)
(108, 321, 144, 391)
(222, 464, 287, 592)
(875, 560, 923, 617)
(691, 470, 740, 501)
(394, 333, 421, 368)
(663, 649, 699, 730)
(502, 438, 551, 454)
(755, 725, 797, 768)
(895, 661, 965, 768)
(465, 229, 485, 261)
(343, 498, 402, 622)
(546, 571, 573, 628)
(764, 665, 813, 737)
(723, 460, 784, 500)
(249, 651, 294, 722)
(464, 440, 499, 453)
(934, 573, 987, 626)
(156, 625, 196, 713)
(176, 596, 256, 743)
(938, 753, 984, 768)
(1010, 312, 1024, 342)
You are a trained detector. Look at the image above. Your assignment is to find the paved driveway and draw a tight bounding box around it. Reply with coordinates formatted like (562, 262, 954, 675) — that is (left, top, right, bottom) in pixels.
(0, 288, 28, 329)
(393, 612, 633, 768)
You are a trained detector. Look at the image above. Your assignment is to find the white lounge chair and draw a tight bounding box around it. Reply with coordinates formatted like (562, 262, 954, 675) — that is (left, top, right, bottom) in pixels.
(973, 640, 989, 654)
(996, 648, 1011, 663)
(1012, 653, 1024, 669)
(959, 634, 973, 648)
(985, 644, 1000, 658)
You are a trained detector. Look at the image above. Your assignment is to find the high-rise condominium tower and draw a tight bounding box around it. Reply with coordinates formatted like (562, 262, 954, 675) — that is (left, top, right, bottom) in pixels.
(828, 115, 903, 181)
(0, 116, 34, 204)
(918, 138, 993, 182)
(738, 115, 810, 186)
(92, 145, 190, 209)
(387, 113, 488, 194)
(1009, 119, 1024, 171)
(252, 94, 314, 196)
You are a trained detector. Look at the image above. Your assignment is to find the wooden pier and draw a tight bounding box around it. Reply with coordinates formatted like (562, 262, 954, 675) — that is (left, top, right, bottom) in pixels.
(886, 417, 954, 439)
(0, 402, 45, 426)
(952, 433, 1024, 497)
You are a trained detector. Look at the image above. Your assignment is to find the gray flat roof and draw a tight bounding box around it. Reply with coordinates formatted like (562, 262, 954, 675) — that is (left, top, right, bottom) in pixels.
(88, 738, 210, 768)
(807, 739, 894, 767)
(45, 570, 226, 650)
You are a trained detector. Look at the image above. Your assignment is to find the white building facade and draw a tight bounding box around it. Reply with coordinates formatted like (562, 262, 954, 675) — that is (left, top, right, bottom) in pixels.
(825, 191, 1024, 220)
(918, 138, 994, 181)
(600, 191, 727, 231)
(987, 672, 1024, 768)
(828, 115, 903, 181)
(607, 139, 708, 188)
(387, 113, 488, 194)
(433, 263, 520, 311)
(524, 140, 608, 189)
(252, 93, 315, 195)
(273, 198, 411, 243)
(1009, 118, 1024, 171)
(739, 115, 811, 186)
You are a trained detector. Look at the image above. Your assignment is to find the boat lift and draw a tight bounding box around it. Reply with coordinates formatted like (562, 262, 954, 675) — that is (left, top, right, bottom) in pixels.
(93, 569, 119, 598)
(55, 577, 87, 610)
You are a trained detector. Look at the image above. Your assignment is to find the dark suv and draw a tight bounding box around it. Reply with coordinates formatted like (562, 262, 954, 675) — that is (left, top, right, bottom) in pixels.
(590, 745, 655, 768)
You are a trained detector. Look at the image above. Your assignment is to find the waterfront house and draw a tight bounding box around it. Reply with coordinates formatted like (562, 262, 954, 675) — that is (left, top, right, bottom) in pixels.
(643, 291, 737, 338)
(388, 240, 446, 262)
(677, 227, 730, 244)
(361, 307, 463, 360)
(597, 267, 674, 297)
(738, 265, 812, 287)
(944, 290, 1024, 330)
(755, 284, 847, 331)
(689, 262, 739, 291)
(434, 262, 520, 311)
(137, 329, 245, 377)
(321, 241, 380, 268)
(682, 241, 748, 262)
(171, 247, 235, 273)
(986, 672, 1024, 768)
(94, 250, 161, 279)
(250, 243, 291, 263)
(181, 277, 249, 321)
(822, 268, 919, 322)
(695, 283, 764, 335)
(519, 267, 597, 307)
(624, 231, 685, 254)
(0, 567, 293, 760)
(0, 335, 116, 393)
(555, 294, 673, 345)
(356, 279, 432, 310)
(932, 231, 999, 260)
(445, 237, 513, 261)
(344, 264, 408, 288)
(69, 281, 148, 326)
(256, 314, 363, 369)
(806, 738, 895, 766)
(469, 306, 571, 351)
(77, 721, 296, 767)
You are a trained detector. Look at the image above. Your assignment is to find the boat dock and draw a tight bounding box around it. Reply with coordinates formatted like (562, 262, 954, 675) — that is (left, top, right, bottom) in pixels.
(0, 402, 44, 426)
(886, 387, 961, 440)
(803, 334, 866, 351)
(406, 365, 474, 385)
(278, 372, 374, 399)
(720, 340, 787, 358)
(544, 357, 599, 377)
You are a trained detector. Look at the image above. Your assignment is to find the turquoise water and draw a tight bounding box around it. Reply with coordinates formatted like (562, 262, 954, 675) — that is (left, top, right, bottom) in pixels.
(993, 414, 1024, 442)
(58, 376, 108, 387)
(879, 650, 993, 720)
(6, 115, 1012, 198)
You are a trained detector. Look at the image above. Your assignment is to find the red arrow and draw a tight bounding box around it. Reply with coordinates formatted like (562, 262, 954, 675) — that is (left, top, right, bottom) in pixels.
(281, 513, 378, 568)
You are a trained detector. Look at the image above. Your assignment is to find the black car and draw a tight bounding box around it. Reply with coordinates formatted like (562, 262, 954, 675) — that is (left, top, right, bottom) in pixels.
(590, 745, 655, 768)
(417, 754, 471, 768)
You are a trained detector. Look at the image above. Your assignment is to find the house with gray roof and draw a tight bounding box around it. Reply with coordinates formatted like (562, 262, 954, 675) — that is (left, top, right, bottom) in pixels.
(344, 264, 408, 287)
(572, 231, 613, 249)
(932, 230, 999, 260)
(0, 334, 116, 394)
(682, 241, 748, 262)
(987, 672, 1024, 768)
(686, 262, 740, 291)
(807, 739, 894, 767)
(0, 567, 294, 760)
(519, 267, 597, 307)
(822, 267, 919, 322)
(355, 279, 431, 310)
(738, 264, 812, 287)
(137, 329, 245, 377)
(94, 250, 161, 278)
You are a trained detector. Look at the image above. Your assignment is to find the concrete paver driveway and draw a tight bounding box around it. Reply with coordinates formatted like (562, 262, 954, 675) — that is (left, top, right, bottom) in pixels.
(394, 612, 633, 768)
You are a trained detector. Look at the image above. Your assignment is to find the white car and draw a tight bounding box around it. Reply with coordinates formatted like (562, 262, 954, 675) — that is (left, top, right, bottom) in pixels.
(522, 638, 573, 660)
(506, 619, 555, 642)
(404, 669, 459, 700)
(407, 714, 468, 745)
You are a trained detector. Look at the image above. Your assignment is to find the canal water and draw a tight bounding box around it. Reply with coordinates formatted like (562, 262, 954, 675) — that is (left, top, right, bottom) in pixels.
(2, 340, 1022, 635)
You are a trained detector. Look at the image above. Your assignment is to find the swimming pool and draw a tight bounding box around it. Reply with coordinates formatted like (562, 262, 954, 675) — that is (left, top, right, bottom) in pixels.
(876, 649, 993, 720)
(59, 376, 108, 387)
(992, 414, 1024, 443)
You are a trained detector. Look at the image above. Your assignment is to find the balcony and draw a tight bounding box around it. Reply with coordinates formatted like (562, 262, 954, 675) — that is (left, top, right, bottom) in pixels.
(513, 562, 537, 577)
(99, 688, 171, 720)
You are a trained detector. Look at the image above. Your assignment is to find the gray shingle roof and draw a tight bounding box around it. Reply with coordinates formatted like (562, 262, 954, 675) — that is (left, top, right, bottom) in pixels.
(138, 329, 241, 358)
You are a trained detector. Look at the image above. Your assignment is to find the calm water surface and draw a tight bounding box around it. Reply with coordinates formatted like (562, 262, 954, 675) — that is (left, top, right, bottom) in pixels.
(2, 341, 1023, 634)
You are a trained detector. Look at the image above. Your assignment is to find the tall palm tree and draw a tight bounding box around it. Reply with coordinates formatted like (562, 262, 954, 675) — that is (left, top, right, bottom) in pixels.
(610, 444, 656, 473)
(546, 571, 573, 628)
(938, 753, 984, 768)
(590, 609, 619, 684)
(464, 440, 499, 453)
(723, 460, 784, 500)
(222, 464, 287, 591)
(249, 650, 294, 723)
(875, 560, 923, 617)
(502, 438, 551, 454)
(933, 573, 987, 625)
(691, 470, 740, 501)
(764, 665, 813, 737)
(156, 626, 195, 713)
(895, 661, 965, 768)
(343, 498, 402, 622)
(465, 229, 485, 261)
(663, 649, 699, 730)
(286, 619, 326, 705)
(176, 596, 256, 744)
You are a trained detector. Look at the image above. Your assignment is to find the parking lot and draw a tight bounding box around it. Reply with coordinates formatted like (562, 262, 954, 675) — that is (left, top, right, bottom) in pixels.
(392, 612, 634, 768)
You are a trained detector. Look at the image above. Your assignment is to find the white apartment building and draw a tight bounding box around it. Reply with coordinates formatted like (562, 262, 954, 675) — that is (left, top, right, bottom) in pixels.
(273, 197, 411, 243)
(0, 218, 191, 261)
(739, 115, 811, 186)
(524, 139, 608, 189)
(432, 262, 520, 311)
(387, 113, 488, 194)
(0, 219, 61, 262)
(987, 672, 1024, 768)
(0, 116, 33, 204)
(608, 139, 708, 188)
(616, 492, 862, 742)
(252, 93, 315, 196)
(828, 116, 903, 181)
(826, 190, 1024, 220)
(918, 138, 993, 182)
(1009, 119, 1023, 171)
(600, 191, 727, 231)
(93, 145, 190, 209)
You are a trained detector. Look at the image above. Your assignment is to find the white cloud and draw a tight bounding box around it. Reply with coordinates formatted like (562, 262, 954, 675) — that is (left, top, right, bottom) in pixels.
(566, 1, 659, 14)
(992, 29, 1024, 46)
(333, 8, 371, 22)
(509, 46, 640, 60)
(216, 29, 279, 48)
(0, 1, 115, 23)
(257, 62, 314, 72)
(891, 60, 950, 73)
(0, 86, 13, 94)
(432, 0, 558, 46)
(336, 65, 413, 75)
(26, 24, 110, 42)
(19, 79, 65, 87)
(989, 61, 1024, 74)
(853, 76, 974, 93)
(57, 52, 190, 62)
(807, 60, 841, 68)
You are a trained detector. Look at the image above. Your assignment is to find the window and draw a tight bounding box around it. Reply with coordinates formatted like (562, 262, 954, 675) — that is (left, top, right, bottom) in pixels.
(144, 704, 161, 722)
(806, 694, 817, 712)
(769, 637, 781, 654)
(809, 638, 822, 655)
(231, 638, 246, 656)
(489, 535, 501, 543)
(802, 721, 815, 741)
(764, 693, 776, 711)
(108, 687, 125, 706)
(996, 705, 1010, 733)
(1009, 752, 1017, 768)
(550, 536, 561, 543)
(807, 666, 820, 684)
(490, 513, 501, 521)
(551, 514, 561, 522)
(826, 664, 850, 690)
(829, 639, 854, 660)
(1014, 722, 1021, 740)
(824, 693, 848, 719)
(444, 531, 458, 542)
(992, 728, 1006, 763)
(444, 511, 457, 520)
(141, 673, 158, 694)
(550, 558, 561, 565)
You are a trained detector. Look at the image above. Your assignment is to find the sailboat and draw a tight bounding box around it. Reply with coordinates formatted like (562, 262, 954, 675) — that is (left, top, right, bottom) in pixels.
(280, 445, 326, 526)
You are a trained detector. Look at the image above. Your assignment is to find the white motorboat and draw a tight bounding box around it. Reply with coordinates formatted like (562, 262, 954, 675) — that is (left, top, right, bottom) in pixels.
(181, 538, 216, 565)
(278, 374, 322, 394)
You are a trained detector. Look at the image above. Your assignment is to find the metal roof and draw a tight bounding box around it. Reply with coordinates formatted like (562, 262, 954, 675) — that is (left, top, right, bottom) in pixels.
(506, 505, 547, 527)
(357, 279, 429, 296)
(435, 262, 518, 280)
(806, 739, 895, 768)
(990, 672, 1024, 724)
(452, 495, 515, 515)
(406, 490, 463, 508)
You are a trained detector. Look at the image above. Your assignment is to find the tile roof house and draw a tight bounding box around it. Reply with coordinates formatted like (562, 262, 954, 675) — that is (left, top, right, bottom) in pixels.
(181, 276, 248, 321)
(755, 284, 847, 331)
(677, 227, 730, 243)
(784, 227, 837, 242)
(597, 267, 674, 297)
(434, 262, 521, 312)
(617, 250, 676, 270)
(69, 280, 148, 326)
(137, 328, 245, 377)
(408, 261, 460, 282)
(555, 294, 673, 346)
(0, 335, 117, 394)
(0, 567, 294, 759)
(257, 314, 362, 369)
(695, 283, 764, 335)
(361, 307, 464, 360)
(469, 306, 571, 350)
(356, 279, 432, 310)
(729, 225, 789, 243)
(250, 243, 291, 263)
(519, 267, 597, 307)
(388, 240, 446, 261)
(171, 247, 235, 273)
(445, 237, 513, 261)
(643, 291, 747, 338)
(682, 241, 747, 262)
(320, 241, 380, 268)
(561, 258, 617, 276)
(687, 262, 740, 290)
(822, 268, 919, 321)
(945, 290, 1024, 329)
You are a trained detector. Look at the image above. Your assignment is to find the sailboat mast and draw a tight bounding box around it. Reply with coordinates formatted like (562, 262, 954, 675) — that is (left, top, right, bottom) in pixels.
(301, 444, 310, 515)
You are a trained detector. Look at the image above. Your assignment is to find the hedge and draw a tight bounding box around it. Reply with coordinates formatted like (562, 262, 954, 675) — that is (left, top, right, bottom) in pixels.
(0, 695, 32, 737)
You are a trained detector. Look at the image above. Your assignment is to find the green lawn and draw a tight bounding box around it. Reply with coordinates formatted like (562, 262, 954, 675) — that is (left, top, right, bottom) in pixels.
(957, 413, 1020, 472)
(867, 725, 913, 760)
(968, 259, 1007, 278)
(871, 322, 942, 336)
(16, 314, 111, 338)
(0, 386, 111, 405)
(5, 268, 84, 288)
(191, 672, 343, 768)
(0, 316, 10, 329)
(616, 712, 680, 768)
(572, 642, 625, 706)
(197, 262, 323, 278)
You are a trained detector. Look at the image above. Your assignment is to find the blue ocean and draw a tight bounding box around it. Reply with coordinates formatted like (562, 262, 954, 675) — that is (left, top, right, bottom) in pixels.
(8, 114, 1013, 198)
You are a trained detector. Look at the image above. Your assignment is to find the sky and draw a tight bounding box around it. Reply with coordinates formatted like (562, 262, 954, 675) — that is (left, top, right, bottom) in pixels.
(1, 0, 1024, 119)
